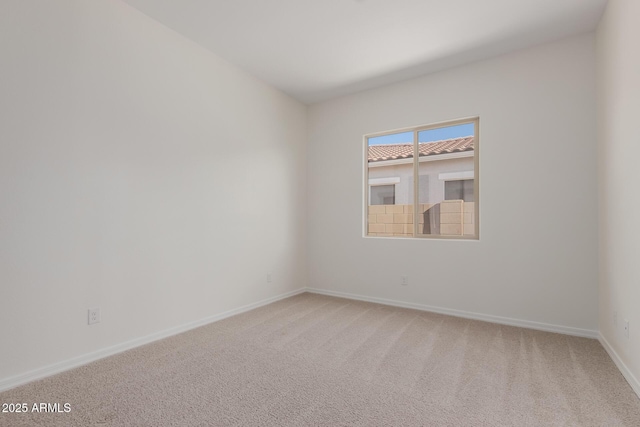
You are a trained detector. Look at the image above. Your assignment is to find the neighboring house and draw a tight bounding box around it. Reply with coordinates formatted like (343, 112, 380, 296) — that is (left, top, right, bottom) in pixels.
(368, 136, 475, 205)
(367, 136, 475, 236)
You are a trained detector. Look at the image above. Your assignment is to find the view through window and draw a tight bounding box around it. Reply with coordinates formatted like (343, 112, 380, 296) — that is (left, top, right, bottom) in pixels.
(370, 185, 395, 205)
(366, 118, 479, 239)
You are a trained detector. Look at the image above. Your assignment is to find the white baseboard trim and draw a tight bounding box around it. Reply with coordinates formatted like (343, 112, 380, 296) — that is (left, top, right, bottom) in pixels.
(598, 333, 640, 399)
(306, 288, 599, 339)
(0, 288, 306, 393)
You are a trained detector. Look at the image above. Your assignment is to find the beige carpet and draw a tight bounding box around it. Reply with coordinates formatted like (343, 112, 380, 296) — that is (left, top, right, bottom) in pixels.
(1, 293, 639, 426)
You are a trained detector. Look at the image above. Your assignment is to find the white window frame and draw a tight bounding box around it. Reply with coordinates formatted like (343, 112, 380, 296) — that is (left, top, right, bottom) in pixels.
(364, 117, 479, 240)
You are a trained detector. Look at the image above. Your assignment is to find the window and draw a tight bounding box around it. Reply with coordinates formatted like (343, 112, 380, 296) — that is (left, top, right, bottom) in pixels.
(370, 184, 395, 205)
(365, 117, 479, 239)
(445, 179, 474, 202)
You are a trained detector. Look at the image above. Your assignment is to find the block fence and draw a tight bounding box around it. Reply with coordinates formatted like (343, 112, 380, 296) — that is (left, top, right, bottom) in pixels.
(368, 200, 475, 237)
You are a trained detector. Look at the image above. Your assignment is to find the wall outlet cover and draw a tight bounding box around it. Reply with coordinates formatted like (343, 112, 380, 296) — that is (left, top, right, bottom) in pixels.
(88, 308, 101, 325)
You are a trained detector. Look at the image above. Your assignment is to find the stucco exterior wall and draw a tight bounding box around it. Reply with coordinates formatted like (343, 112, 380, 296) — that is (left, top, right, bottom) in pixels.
(368, 155, 474, 205)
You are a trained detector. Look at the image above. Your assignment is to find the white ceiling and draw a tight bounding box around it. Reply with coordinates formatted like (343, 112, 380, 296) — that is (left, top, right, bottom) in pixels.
(122, 0, 608, 104)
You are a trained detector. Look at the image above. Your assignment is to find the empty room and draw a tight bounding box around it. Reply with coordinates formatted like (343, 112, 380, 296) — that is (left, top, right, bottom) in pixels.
(1, 0, 639, 425)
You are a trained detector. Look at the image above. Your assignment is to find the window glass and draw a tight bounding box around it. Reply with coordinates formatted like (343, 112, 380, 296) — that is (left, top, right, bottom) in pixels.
(365, 118, 478, 239)
(366, 131, 414, 237)
(417, 122, 476, 237)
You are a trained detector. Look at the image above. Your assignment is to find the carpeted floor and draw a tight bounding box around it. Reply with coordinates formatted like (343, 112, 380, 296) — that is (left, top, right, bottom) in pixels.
(1, 293, 639, 426)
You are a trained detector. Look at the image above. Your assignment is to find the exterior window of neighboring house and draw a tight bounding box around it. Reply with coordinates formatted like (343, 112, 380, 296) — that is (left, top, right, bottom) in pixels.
(365, 117, 479, 239)
(445, 179, 474, 202)
(370, 184, 395, 205)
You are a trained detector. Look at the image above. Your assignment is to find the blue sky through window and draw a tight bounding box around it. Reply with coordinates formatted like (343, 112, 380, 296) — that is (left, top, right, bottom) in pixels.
(368, 123, 474, 145)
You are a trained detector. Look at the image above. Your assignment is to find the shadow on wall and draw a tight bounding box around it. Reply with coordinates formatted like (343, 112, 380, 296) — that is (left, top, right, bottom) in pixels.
(423, 203, 440, 235)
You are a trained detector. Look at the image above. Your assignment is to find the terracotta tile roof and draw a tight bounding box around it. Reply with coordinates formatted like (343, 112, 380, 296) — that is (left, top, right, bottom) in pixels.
(368, 136, 474, 162)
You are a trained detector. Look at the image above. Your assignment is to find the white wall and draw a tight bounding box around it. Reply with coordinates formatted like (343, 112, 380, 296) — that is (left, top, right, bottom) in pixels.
(596, 0, 640, 394)
(308, 34, 598, 333)
(0, 0, 307, 385)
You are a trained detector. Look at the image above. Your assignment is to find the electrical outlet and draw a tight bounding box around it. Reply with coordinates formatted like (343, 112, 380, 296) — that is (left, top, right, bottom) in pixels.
(624, 320, 629, 338)
(267, 273, 272, 283)
(88, 308, 100, 325)
(401, 276, 409, 286)
(613, 310, 618, 326)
